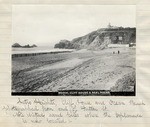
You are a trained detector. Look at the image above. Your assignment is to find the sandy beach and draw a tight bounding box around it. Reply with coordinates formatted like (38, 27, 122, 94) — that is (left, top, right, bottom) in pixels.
(12, 47, 135, 93)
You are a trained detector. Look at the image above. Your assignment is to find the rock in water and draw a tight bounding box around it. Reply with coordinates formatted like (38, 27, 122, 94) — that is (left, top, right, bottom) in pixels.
(12, 43, 22, 48)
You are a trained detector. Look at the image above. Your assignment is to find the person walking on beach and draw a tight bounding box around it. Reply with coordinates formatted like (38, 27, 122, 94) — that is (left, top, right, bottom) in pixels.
(118, 50, 120, 54)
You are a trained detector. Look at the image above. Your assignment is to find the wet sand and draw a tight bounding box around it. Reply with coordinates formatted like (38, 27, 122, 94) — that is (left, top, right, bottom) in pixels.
(12, 47, 135, 92)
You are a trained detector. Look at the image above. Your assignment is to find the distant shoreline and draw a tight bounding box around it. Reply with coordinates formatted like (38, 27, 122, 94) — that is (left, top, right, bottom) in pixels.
(12, 50, 73, 58)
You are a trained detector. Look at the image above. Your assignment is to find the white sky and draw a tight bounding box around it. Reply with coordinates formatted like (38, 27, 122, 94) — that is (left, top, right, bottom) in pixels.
(12, 5, 136, 47)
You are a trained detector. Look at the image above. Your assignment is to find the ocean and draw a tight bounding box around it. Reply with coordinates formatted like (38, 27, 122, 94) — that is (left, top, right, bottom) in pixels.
(12, 46, 74, 54)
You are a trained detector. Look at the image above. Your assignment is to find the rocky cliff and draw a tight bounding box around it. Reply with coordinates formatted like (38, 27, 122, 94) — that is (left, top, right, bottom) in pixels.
(54, 27, 136, 50)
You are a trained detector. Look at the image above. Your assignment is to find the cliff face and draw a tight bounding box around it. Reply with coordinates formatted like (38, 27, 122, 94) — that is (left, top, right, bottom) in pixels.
(54, 27, 136, 49)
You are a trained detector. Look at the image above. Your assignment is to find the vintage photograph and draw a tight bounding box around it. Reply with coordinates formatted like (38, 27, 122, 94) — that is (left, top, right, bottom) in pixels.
(12, 5, 136, 96)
